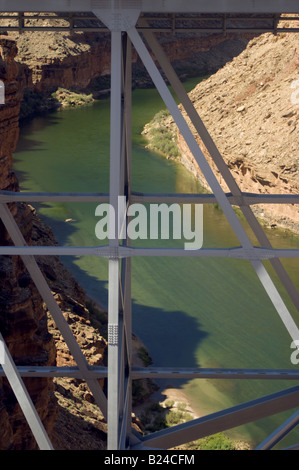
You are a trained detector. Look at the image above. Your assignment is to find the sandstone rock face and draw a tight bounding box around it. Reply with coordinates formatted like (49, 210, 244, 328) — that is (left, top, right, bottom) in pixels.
(0, 38, 108, 450)
(2, 20, 296, 448)
(9, 26, 251, 97)
(152, 30, 299, 233)
(0, 38, 57, 450)
(0, 39, 20, 193)
(15, 31, 112, 94)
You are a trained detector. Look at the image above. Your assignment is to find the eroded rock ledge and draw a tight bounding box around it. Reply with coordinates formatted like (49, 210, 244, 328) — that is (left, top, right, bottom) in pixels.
(0, 38, 108, 450)
(143, 31, 299, 234)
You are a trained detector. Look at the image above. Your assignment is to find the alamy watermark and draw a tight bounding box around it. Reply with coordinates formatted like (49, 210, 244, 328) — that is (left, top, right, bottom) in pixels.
(0, 80, 4, 105)
(95, 196, 203, 250)
(291, 79, 299, 105)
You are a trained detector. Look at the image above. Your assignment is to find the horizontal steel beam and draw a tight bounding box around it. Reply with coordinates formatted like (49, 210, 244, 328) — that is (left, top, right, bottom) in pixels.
(131, 367, 299, 380)
(0, 365, 108, 378)
(131, 191, 299, 205)
(1, 190, 298, 205)
(1, 10, 299, 35)
(144, 15, 299, 21)
(138, 385, 299, 449)
(0, 0, 298, 14)
(1, 365, 299, 381)
(0, 26, 108, 32)
(0, 25, 298, 33)
(0, 245, 298, 259)
(0, 191, 109, 203)
(2, 13, 297, 20)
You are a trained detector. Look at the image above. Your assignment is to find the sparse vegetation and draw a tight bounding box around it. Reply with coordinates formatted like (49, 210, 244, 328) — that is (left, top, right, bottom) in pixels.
(164, 399, 175, 408)
(137, 346, 153, 366)
(20, 86, 95, 119)
(52, 87, 94, 108)
(151, 108, 171, 123)
(184, 433, 243, 450)
(143, 108, 181, 159)
(165, 408, 193, 427)
(138, 399, 251, 450)
(149, 126, 180, 158)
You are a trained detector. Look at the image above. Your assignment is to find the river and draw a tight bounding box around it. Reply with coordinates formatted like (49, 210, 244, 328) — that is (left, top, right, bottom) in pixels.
(14, 78, 299, 448)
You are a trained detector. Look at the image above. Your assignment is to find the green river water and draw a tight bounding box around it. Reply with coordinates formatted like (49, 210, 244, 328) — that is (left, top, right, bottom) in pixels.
(14, 79, 299, 448)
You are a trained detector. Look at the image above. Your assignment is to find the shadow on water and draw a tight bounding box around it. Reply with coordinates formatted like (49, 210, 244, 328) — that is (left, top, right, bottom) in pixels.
(13, 82, 299, 449)
(36, 204, 299, 449)
(58, 246, 209, 416)
(38, 208, 208, 369)
(38, 209, 209, 406)
(16, 113, 63, 154)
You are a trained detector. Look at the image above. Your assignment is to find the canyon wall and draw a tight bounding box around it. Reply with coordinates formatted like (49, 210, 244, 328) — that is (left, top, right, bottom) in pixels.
(0, 37, 57, 450)
(8, 28, 251, 115)
(0, 38, 107, 450)
(1, 21, 296, 449)
(15, 31, 112, 94)
(144, 30, 299, 234)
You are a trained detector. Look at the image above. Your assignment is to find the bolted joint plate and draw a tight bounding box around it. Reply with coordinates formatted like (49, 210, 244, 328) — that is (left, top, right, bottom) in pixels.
(92, 1, 141, 31)
(108, 324, 119, 346)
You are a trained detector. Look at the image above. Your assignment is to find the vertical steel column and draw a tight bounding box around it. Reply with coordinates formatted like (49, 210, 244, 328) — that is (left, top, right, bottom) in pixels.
(117, 33, 133, 450)
(107, 28, 123, 450)
(121, 34, 134, 448)
(116, 32, 137, 451)
(93, 5, 141, 449)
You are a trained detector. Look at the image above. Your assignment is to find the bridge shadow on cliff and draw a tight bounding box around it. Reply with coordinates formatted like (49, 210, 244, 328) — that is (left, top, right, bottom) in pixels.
(37, 209, 208, 401)
(59, 251, 209, 429)
(35, 209, 208, 370)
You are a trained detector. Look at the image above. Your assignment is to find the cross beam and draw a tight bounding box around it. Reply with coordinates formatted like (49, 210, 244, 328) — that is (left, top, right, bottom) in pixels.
(0, 0, 298, 14)
(137, 385, 299, 449)
(0, 12, 299, 34)
(0, 1, 298, 452)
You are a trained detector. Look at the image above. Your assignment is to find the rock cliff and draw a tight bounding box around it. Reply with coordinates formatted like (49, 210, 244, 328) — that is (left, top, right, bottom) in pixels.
(0, 37, 57, 450)
(0, 38, 107, 450)
(4, 25, 251, 118)
(144, 29, 299, 234)
(1, 21, 293, 449)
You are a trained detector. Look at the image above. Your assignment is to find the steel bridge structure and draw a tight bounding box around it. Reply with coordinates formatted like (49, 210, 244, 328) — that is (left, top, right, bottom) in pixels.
(0, 0, 299, 451)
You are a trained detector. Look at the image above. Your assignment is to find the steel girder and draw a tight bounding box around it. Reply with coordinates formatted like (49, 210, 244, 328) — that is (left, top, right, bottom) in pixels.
(0, 0, 298, 14)
(0, 2, 298, 451)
